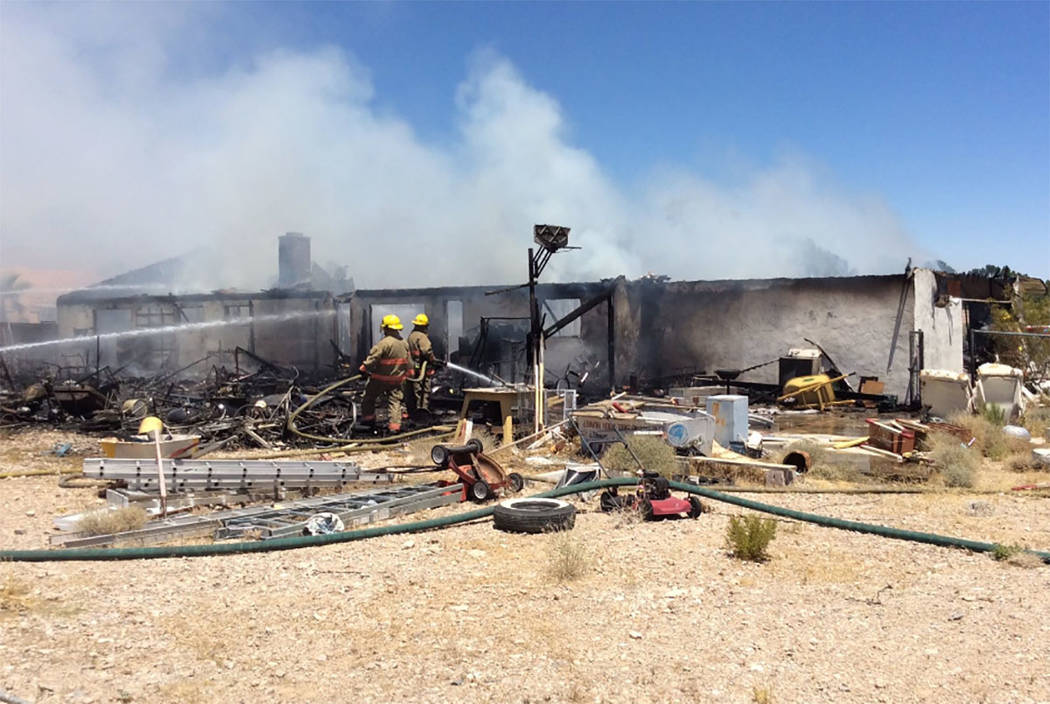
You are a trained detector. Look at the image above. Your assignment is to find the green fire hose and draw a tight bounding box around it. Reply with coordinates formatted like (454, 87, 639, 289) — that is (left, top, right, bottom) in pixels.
(1, 478, 1047, 563)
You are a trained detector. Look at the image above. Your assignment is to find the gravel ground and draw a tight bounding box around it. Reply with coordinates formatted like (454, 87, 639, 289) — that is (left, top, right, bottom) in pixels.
(2, 428, 1049, 704)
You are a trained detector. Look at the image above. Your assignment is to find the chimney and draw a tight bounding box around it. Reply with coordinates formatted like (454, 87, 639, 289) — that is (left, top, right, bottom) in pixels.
(278, 232, 311, 288)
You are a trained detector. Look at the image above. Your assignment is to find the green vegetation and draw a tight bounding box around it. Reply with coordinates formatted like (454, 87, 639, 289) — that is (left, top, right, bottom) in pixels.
(928, 432, 980, 488)
(987, 278, 1049, 381)
(1020, 406, 1050, 439)
(601, 434, 679, 478)
(980, 403, 1007, 428)
(947, 411, 1026, 461)
(991, 543, 1023, 562)
(725, 514, 777, 562)
(545, 530, 590, 582)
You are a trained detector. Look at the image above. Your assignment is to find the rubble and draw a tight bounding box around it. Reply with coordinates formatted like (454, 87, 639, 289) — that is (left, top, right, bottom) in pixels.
(0, 355, 458, 452)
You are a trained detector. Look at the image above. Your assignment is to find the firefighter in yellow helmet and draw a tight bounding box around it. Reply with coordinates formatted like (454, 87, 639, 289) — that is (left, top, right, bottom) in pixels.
(405, 313, 438, 414)
(359, 314, 415, 433)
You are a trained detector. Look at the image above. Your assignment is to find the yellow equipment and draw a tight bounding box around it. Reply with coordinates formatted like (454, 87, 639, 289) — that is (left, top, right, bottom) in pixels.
(778, 373, 852, 410)
(137, 416, 164, 437)
(412, 313, 429, 326)
(381, 314, 403, 330)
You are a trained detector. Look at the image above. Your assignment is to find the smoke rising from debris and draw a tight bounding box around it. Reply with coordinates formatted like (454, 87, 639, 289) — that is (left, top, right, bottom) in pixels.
(1, 4, 924, 290)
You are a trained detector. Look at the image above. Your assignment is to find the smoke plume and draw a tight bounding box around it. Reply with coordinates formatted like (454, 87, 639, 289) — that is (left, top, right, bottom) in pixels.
(1, 4, 923, 290)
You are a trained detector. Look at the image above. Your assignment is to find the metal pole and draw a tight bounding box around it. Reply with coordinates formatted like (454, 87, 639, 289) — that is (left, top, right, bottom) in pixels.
(968, 325, 977, 381)
(527, 247, 543, 432)
(527, 248, 537, 367)
(886, 262, 912, 373)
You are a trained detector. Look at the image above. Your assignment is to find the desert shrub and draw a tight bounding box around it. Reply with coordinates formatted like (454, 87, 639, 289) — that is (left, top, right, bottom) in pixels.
(545, 530, 590, 582)
(948, 410, 993, 448)
(928, 431, 980, 487)
(1006, 450, 1039, 472)
(947, 411, 1016, 461)
(752, 686, 775, 704)
(602, 434, 678, 477)
(0, 576, 32, 612)
(991, 543, 1023, 561)
(725, 514, 777, 562)
(1020, 406, 1050, 438)
(981, 403, 1007, 427)
(76, 506, 148, 536)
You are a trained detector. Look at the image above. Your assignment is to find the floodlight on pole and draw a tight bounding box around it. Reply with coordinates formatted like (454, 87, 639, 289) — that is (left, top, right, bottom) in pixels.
(526, 224, 576, 432)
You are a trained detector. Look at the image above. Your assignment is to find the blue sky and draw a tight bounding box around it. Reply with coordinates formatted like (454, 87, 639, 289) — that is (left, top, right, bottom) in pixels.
(2, 1, 1047, 284)
(273, 1, 1050, 274)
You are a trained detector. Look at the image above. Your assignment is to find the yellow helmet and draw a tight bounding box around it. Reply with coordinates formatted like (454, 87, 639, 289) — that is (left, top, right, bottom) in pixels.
(381, 314, 403, 330)
(412, 313, 429, 326)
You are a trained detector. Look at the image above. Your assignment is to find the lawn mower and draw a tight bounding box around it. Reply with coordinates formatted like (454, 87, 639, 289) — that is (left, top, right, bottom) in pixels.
(599, 471, 705, 520)
(431, 439, 525, 503)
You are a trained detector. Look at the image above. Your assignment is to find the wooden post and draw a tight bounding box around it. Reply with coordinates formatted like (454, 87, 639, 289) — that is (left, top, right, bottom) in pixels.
(153, 430, 168, 518)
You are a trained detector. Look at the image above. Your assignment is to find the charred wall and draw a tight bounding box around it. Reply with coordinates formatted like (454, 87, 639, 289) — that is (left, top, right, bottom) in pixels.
(345, 280, 617, 387)
(54, 291, 335, 376)
(614, 274, 919, 396)
(344, 273, 937, 398)
(45, 269, 962, 395)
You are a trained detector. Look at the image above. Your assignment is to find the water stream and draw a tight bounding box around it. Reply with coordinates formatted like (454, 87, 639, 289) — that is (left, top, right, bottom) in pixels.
(0, 310, 331, 354)
(445, 361, 501, 387)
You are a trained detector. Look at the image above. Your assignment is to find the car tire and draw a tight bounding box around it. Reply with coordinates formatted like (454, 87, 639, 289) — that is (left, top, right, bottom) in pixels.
(493, 498, 576, 534)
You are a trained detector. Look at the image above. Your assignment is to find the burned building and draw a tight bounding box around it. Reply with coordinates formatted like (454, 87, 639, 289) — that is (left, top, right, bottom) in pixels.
(49, 235, 338, 377)
(30, 221, 965, 403)
(41, 261, 965, 400)
(54, 289, 335, 376)
(344, 268, 962, 400)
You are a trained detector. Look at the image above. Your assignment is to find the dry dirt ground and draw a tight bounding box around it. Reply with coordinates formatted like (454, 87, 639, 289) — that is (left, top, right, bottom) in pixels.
(1, 428, 1049, 704)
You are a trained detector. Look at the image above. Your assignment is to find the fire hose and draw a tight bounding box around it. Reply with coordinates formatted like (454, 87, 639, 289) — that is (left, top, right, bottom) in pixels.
(284, 363, 453, 449)
(286, 374, 362, 444)
(2, 478, 1047, 563)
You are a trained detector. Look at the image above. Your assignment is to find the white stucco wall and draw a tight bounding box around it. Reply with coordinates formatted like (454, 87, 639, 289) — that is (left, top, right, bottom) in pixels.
(912, 268, 964, 373)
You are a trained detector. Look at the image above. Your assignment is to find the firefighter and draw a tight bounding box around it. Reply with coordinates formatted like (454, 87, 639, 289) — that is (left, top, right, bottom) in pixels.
(359, 314, 414, 433)
(406, 313, 438, 414)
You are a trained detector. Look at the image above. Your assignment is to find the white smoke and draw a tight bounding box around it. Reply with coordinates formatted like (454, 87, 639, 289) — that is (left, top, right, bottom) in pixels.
(0, 4, 924, 290)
